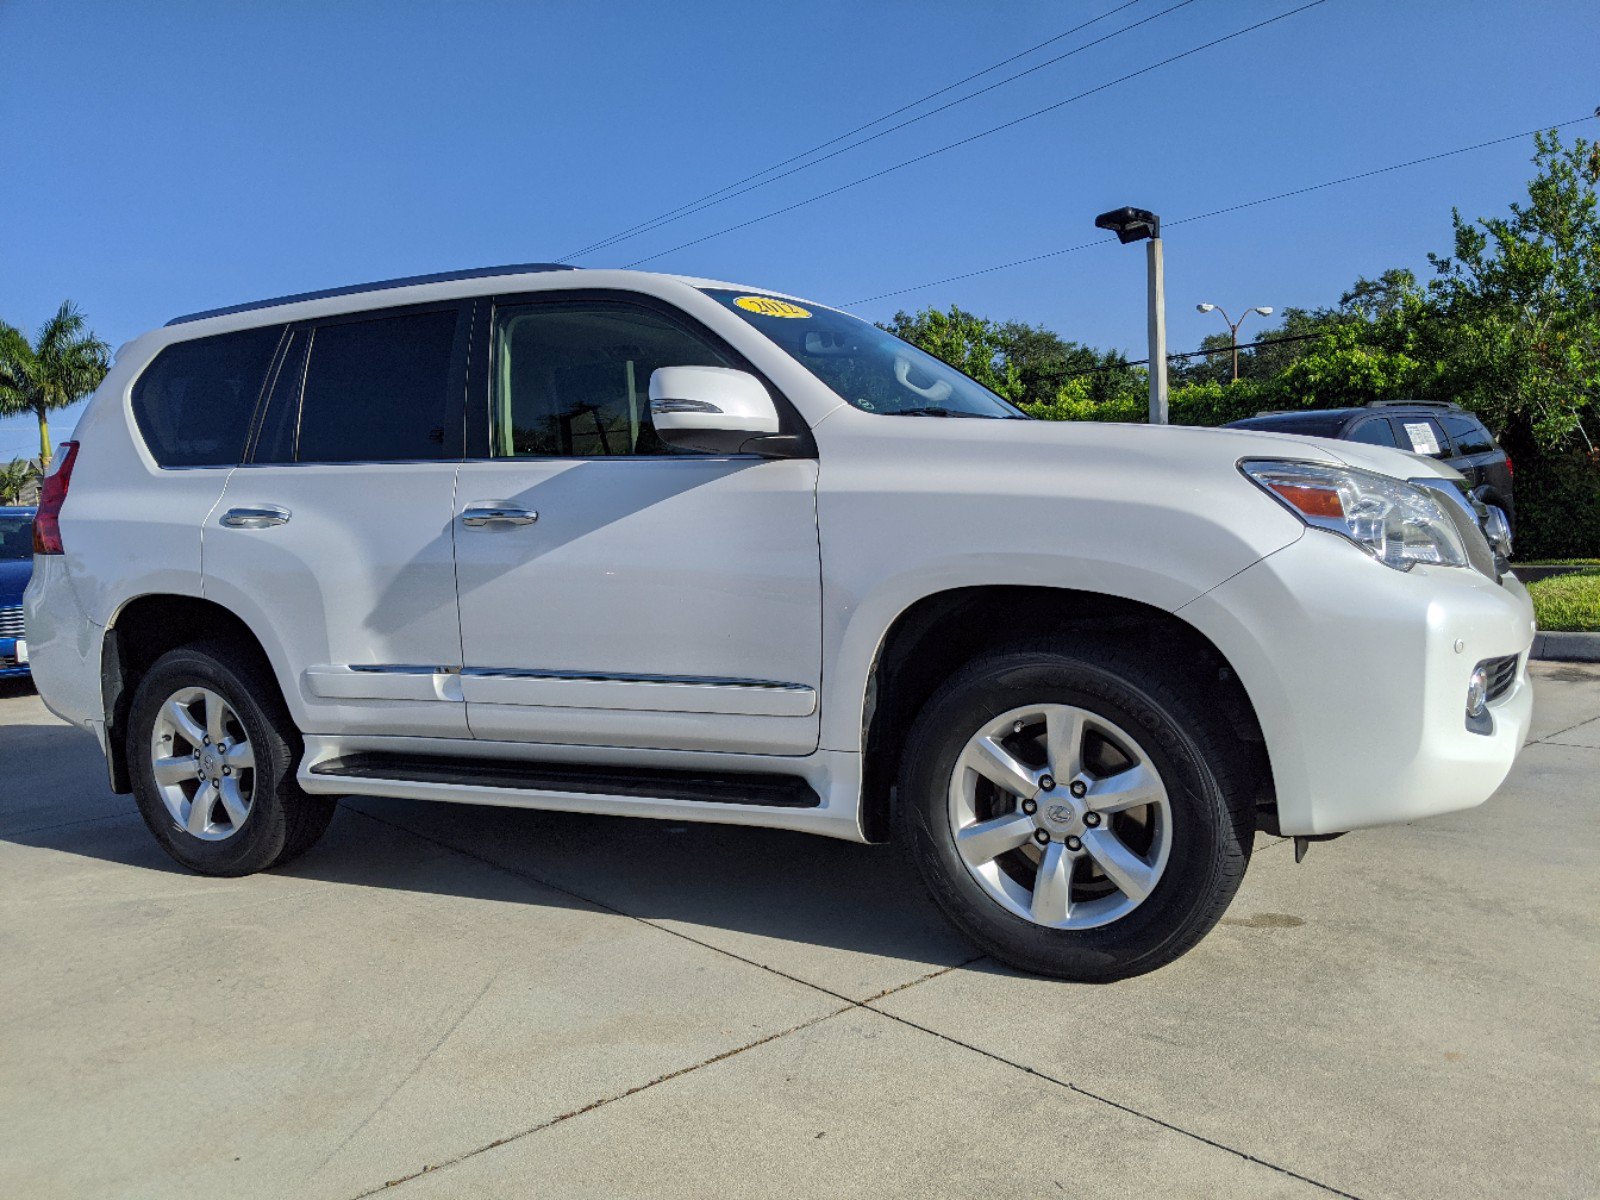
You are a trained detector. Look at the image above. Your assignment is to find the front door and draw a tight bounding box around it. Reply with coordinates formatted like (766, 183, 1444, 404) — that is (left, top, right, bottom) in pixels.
(452, 294, 822, 755)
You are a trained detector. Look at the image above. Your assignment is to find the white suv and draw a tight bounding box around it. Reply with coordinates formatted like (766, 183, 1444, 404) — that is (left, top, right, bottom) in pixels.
(25, 264, 1536, 980)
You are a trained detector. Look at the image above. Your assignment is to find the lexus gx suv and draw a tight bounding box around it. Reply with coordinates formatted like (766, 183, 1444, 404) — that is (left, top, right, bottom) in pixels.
(25, 264, 1536, 981)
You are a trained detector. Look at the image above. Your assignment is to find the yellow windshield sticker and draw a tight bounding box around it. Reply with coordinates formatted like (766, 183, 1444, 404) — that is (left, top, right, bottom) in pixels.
(734, 296, 811, 319)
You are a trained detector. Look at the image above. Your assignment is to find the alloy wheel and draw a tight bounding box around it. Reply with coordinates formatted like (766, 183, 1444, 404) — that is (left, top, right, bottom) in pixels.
(948, 703, 1173, 929)
(149, 686, 256, 842)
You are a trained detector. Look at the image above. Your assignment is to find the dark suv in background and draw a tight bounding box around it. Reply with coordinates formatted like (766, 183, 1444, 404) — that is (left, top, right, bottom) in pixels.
(1227, 401, 1515, 531)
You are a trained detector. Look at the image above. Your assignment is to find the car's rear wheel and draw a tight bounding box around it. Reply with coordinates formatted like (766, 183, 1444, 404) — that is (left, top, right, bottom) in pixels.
(898, 641, 1255, 981)
(128, 641, 335, 876)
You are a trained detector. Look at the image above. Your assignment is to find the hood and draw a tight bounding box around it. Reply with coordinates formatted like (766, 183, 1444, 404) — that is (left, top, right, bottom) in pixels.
(869, 417, 1460, 483)
(0, 557, 32, 604)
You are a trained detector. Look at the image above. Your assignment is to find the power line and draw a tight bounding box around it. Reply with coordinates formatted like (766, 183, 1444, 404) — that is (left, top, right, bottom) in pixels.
(1064, 327, 1339, 375)
(562, 0, 1194, 261)
(844, 113, 1599, 306)
(617, 0, 1331, 270)
(560, 0, 1146, 260)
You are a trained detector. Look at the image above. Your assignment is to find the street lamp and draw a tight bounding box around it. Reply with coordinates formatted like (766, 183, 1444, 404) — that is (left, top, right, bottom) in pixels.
(1195, 302, 1273, 384)
(1094, 207, 1167, 425)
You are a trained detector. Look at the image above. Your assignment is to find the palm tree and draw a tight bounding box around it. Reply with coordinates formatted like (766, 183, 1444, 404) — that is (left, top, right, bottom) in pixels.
(0, 458, 41, 505)
(0, 302, 111, 467)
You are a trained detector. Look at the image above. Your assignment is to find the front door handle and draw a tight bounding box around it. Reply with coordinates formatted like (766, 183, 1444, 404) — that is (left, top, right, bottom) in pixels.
(462, 503, 538, 528)
(221, 505, 291, 529)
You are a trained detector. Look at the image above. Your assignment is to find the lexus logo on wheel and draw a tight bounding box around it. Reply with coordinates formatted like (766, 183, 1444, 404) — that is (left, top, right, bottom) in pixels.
(1047, 804, 1073, 824)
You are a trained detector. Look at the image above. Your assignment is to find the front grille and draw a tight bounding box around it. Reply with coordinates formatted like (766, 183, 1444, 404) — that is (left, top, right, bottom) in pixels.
(1481, 654, 1519, 703)
(0, 605, 23, 638)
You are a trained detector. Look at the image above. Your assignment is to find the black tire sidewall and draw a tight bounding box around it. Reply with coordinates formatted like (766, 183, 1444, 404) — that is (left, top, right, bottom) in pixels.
(128, 644, 296, 876)
(900, 649, 1250, 981)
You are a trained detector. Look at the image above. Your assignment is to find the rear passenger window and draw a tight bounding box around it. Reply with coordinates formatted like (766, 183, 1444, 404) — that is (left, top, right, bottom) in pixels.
(1348, 419, 1399, 448)
(131, 327, 283, 467)
(1442, 413, 1495, 456)
(294, 309, 459, 463)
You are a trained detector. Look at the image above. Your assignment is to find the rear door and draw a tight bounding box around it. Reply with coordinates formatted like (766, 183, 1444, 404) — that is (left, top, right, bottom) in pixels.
(205, 302, 472, 739)
(450, 291, 823, 755)
(1439, 412, 1505, 493)
(1394, 413, 1450, 462)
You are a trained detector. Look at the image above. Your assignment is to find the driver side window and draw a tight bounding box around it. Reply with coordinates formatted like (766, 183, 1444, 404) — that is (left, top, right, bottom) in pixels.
(489, 301, 733, 458)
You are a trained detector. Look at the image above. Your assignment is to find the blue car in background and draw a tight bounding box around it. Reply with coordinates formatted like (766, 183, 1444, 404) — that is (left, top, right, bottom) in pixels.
(0, 507, 36, 679)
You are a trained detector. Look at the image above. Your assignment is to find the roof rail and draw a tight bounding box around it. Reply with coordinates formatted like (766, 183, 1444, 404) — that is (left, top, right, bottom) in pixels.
(1364, 399, 1459, 409)
(166, 263, 578, 326)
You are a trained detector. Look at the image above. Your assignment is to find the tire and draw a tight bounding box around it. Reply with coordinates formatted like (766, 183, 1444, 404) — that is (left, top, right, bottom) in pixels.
(127, 640, 335, 876)
(896, 640, 1255, 982)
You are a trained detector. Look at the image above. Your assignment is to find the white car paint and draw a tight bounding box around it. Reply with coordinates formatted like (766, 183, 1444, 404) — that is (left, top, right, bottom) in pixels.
(24, 266, 1535, 844)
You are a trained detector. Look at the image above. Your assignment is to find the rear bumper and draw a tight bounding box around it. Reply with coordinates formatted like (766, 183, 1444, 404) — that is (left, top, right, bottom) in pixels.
(21, 555, 102, 730)
(1179, 533, 1536, 835)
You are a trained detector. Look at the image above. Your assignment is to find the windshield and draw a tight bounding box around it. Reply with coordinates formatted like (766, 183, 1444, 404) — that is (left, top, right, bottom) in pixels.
(704, 289, 1024, 419)
(0, 515, 33, 560)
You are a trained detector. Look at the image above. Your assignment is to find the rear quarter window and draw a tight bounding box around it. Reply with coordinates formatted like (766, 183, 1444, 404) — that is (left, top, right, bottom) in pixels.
(1441, 413, 1496, 455)
(131, 327, 284, 467)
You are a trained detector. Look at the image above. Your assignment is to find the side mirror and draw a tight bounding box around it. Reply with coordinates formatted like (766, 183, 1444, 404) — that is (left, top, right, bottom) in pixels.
(649, 366, 785, 455)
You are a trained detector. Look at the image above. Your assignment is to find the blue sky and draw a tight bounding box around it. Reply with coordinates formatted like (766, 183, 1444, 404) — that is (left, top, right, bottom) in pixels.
(2, 0, 1595, 460)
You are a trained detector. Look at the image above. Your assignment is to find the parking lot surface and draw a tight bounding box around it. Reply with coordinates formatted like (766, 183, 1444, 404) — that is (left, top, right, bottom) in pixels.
(2, 662, 1597, 1199)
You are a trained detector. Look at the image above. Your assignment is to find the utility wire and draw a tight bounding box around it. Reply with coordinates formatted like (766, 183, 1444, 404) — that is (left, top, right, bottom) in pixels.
(1065, 327, 1343, 375)
(619, 0, 1329, 270)
(559, 0, 1146, 260)
(844, 113, 1599, 306)
(562, 0, 1190, 260)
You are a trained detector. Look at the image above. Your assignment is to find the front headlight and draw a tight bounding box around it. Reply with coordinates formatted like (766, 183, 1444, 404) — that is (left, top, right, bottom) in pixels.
(1241, 459, 1469, 571)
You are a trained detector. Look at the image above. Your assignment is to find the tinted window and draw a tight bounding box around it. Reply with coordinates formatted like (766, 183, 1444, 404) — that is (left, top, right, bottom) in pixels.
(295, 309, 459, 463)
(131, 327, 282, 466)
(490, 301, 733, 457)
(1442, 412, 1495, 455)
(1347, 418, 1400, 448)
(1394, 415, 1448, 456)
(0, 514, 32, 560)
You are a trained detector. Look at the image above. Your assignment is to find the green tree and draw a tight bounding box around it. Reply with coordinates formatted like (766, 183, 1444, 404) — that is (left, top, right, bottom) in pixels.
(0, 302, 111, 467)
(0, 458, 41, 504)
(880, 306, 1020, 401)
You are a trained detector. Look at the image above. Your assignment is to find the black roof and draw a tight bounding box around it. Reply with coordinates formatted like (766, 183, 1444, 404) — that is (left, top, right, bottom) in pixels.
(166, 263, 578, 326)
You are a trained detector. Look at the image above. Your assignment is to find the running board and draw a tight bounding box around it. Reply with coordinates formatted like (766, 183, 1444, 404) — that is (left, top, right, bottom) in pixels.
(307, 752, 822, 809)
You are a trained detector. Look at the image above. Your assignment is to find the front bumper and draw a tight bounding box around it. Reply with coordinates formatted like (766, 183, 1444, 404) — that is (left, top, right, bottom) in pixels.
(1178, 532, 1536, 836)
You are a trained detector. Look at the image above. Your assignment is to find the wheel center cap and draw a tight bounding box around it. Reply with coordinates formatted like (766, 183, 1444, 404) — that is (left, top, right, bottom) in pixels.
(201, 751, 219, 776)
(1038, 792, 1084, 832)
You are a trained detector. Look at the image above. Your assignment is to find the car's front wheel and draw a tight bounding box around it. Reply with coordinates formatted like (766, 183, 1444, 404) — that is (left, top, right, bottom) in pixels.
(128, 641, 335, 876)
(898, 641, 1255, 982)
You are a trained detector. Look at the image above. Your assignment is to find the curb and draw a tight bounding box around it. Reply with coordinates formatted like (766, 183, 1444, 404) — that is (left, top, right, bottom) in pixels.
(1531, 631, 1600, 663)
(1513, 565, 1596, 583)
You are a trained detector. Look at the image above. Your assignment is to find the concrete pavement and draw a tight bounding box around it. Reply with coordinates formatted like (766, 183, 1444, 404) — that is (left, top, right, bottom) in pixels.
(2, 663, 1597, 1198)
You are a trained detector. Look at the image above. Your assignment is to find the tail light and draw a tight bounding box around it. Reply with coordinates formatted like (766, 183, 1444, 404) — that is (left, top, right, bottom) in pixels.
(1504, 454, 1514, 479)
(33, 440, 80, 555)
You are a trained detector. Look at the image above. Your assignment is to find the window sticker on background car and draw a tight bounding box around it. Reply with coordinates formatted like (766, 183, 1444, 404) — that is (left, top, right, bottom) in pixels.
(1402, 422, 1441, 454)
(733, 296, 812, 319)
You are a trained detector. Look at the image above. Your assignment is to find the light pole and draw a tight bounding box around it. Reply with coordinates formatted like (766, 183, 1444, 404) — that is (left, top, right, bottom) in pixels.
(1195, 302, 1273, 383)
(1094, 207, 1166, 424)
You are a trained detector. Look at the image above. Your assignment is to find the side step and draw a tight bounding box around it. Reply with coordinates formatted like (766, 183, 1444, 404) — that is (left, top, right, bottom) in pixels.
(308, 752, 821, 809)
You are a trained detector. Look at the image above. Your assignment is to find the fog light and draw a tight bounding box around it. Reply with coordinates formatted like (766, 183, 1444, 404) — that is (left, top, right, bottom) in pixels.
(1466, 667, 1490, 718)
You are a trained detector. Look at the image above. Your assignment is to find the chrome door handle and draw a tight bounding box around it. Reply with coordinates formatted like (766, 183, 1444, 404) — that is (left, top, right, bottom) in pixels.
(221, 505, 291, 529)
(462, 504, 538, 527)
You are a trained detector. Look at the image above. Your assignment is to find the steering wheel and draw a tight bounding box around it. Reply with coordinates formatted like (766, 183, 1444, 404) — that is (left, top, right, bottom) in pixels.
(894, 354, 953, 404)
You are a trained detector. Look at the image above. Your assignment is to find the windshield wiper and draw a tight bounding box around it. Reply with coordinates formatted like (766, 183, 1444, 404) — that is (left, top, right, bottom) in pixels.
(890, 406, 993, 418)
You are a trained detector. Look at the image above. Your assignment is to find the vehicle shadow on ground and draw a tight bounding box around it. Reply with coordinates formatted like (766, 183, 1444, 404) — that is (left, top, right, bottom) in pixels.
(0, 703, 974, 971)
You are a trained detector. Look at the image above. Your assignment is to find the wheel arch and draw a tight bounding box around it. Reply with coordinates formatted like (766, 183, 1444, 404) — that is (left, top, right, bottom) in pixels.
(101, 594, 280, 794)
(856, 585, 1273, 842)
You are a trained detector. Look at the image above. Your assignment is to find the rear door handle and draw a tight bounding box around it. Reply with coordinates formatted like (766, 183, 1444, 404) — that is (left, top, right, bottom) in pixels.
(221, 505, 291, 529)
(462, 503, 538, 527)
